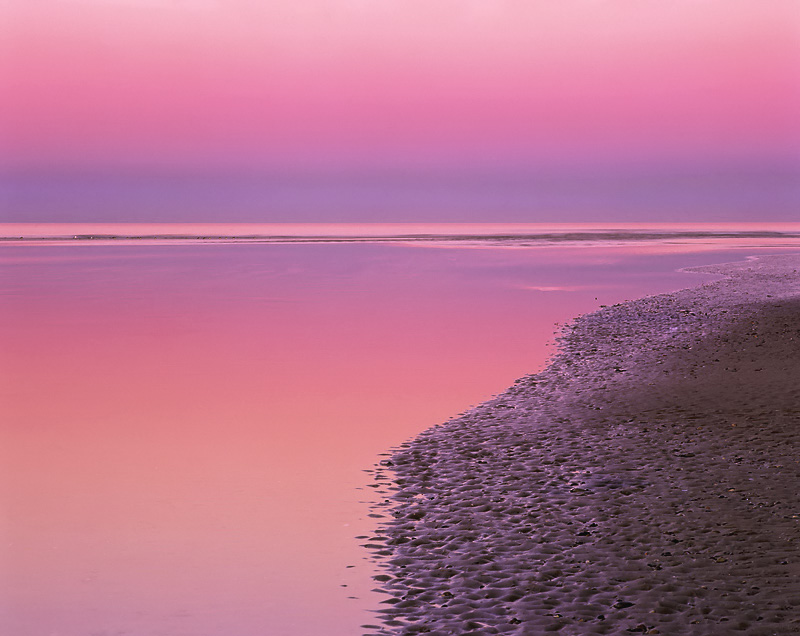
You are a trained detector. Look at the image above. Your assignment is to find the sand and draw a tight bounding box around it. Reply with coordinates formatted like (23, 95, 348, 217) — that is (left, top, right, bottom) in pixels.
(363, 254, 800, 636)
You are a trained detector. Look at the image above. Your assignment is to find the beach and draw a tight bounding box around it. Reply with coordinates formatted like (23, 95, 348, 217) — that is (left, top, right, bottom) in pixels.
(10, 232, 800, 636)
(366, 254, 800, 635)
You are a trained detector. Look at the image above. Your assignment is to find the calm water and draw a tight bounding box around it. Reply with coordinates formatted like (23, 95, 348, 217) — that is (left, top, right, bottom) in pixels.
(2, 225, 800, 636)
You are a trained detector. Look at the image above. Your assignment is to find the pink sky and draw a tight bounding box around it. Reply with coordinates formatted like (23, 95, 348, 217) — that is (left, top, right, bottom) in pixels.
(2, 1, 799, 171)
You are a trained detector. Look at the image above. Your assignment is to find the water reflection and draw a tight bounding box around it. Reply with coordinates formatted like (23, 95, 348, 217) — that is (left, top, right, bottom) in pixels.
(1, 237, 799, 636)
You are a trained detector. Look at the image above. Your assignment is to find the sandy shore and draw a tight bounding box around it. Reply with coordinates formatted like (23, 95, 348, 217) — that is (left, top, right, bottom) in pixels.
(363, 254, 800, 636)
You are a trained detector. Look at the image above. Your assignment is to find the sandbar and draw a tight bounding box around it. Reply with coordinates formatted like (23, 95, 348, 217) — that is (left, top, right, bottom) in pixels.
(365, 254, 800, 635)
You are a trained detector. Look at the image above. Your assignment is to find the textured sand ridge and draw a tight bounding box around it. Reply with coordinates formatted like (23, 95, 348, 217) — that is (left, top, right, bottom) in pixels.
(364, 254, 800, 636)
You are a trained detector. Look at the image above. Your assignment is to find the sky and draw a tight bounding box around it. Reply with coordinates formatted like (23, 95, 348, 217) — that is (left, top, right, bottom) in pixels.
(1, 1, 799, 221)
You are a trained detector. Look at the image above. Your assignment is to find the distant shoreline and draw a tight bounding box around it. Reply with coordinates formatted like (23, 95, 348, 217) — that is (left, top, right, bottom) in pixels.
(2, 225, 800, 248)
(366, 253, 800, 635)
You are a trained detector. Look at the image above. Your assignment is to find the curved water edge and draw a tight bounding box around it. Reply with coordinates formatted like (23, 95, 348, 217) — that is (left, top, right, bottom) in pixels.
(365, 253, 800, 635)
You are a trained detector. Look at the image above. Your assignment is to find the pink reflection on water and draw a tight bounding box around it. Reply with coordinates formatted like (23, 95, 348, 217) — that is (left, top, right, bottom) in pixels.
(2, 236, 799, 636)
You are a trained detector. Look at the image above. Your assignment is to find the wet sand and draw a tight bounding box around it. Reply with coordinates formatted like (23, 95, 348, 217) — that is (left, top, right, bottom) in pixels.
(365, 254, 800, 635)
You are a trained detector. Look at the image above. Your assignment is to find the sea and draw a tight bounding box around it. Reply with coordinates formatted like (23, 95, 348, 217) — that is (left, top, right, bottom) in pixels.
(2, 223, 800, 636)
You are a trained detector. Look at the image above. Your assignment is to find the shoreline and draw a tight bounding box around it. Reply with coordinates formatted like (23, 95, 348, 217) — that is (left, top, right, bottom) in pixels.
(365, 253, 800, 635)
(2, 223, 800, 249)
